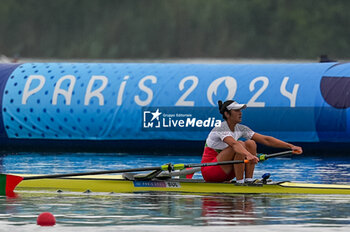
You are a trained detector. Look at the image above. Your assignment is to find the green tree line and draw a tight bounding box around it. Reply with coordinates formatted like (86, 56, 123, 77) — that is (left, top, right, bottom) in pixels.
(0, 0, 349, 59)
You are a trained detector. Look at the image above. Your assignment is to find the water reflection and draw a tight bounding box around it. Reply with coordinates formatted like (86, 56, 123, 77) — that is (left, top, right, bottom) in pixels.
(1, 191, 350, 227)
(201, 195, 256, 225)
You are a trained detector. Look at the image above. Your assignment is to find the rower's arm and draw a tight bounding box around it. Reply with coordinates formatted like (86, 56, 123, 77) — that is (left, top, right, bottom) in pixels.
(251, 133, 303, 154)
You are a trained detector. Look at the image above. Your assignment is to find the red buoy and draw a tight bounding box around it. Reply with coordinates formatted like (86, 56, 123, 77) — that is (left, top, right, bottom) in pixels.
(37, 212, 56, 226)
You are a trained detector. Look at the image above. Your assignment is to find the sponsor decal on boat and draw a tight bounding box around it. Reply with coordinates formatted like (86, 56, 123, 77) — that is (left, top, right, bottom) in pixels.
(134, 181, 181, 188)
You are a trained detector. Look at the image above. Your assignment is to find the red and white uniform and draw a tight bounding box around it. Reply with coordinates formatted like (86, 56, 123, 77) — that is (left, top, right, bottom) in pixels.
(201, 121, 255, 182)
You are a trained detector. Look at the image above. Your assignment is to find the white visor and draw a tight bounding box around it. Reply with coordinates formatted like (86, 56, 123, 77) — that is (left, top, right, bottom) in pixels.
(226, 101, 247, 110)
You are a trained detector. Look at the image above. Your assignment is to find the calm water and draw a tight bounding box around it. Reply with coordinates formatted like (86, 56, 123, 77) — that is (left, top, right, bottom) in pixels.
(0, 152, 350, 231)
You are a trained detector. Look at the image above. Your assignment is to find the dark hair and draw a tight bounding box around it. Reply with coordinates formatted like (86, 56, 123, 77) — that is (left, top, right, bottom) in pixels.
(218, 100, 234, 120)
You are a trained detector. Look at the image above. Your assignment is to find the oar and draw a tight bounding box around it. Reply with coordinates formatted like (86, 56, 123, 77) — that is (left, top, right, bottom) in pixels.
(257, 150, 297, 161)
(0, 150, 295, 194)
(5, 159, 250, 181)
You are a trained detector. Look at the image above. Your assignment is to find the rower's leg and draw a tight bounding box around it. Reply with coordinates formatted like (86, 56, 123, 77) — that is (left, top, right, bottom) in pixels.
(231, 141, 250, 181)
(217, 146, 245, 181)
(243, 140, 257, 179)
(232, 150, 245, 181)
(216, 146, 236, 175)
(216, 141, 256, 182)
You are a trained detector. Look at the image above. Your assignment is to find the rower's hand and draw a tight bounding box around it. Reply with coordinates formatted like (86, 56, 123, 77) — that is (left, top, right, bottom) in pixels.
(247, 153, 259, 164)
(291, 146, 303, 154)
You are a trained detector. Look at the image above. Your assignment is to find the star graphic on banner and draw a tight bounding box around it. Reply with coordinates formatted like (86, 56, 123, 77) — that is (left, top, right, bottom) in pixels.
(150, 109, 162, 121)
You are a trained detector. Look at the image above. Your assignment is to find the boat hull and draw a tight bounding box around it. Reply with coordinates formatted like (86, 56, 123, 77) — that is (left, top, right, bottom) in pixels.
(15, 175, 350, 195)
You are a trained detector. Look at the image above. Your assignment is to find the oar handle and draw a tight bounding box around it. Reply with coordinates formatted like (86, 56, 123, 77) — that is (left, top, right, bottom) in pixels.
(258, 150, 293, 161)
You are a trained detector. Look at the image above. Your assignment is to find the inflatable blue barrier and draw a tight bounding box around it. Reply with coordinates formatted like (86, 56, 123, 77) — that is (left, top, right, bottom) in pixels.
(0, 62, 348, 151)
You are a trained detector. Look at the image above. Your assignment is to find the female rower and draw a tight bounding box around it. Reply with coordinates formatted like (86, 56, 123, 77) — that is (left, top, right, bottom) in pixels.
(201, 100, 303, 184)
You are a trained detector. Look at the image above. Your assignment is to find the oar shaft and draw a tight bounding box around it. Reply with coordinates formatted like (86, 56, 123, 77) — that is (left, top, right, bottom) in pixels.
(170, 167, 201, 177)
(264, 150, 293, 159)
(185, 159, 248, 169)
(24, 160, 248, 180)
(23, 166, 163, 180)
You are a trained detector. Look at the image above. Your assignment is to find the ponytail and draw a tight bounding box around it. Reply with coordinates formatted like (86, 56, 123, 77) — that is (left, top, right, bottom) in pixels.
(218, 100, 224, 113)
(218, 100, 234, 120)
